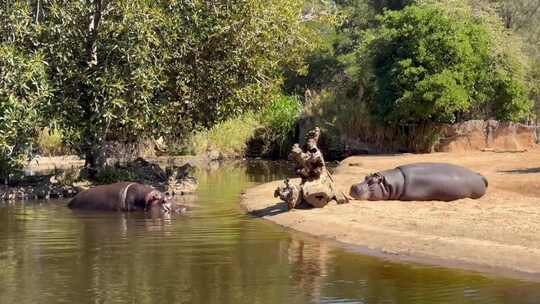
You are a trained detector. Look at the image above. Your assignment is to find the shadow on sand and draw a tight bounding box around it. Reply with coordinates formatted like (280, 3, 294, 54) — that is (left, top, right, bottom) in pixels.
(248, 201, 312, 217)
(499, 167, 540, 174)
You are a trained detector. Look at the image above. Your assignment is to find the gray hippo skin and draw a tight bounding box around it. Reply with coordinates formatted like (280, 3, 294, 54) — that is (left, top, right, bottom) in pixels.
(349, 163, 488, 202)
(68, 182, 168, 212)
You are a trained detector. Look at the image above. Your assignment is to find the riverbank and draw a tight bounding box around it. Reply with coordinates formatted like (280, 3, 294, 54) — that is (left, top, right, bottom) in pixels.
(240, 149, 540, 278)
(2, 155, 202, 201)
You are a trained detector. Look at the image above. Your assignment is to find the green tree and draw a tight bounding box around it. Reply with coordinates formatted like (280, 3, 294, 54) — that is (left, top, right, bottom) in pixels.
(489, 0, 540, 124)
(357, 0, 532, 125)
(284, 0, 417, 95)
(29, 0, 314, 173)
(39, 0, 174, 173)
(157, 0, 317, 132)
(0, 1, 51, 183)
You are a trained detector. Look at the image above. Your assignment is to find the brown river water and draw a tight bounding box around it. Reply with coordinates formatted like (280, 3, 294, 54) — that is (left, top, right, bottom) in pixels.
(1, 161, 540, 303)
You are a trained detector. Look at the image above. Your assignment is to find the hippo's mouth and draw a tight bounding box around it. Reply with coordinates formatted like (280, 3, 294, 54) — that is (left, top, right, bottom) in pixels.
(158, 200, 190, 214)
(349, 183, 368, 200)
(160, 201, 172, 213)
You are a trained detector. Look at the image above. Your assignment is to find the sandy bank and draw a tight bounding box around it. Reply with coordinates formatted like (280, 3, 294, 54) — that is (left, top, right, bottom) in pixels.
(240, 149, 540, 277)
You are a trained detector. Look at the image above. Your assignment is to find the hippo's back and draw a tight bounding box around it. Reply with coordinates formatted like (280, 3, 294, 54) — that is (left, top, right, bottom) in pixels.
(68, 182, 132, 210)
(397, 163, 487, 201)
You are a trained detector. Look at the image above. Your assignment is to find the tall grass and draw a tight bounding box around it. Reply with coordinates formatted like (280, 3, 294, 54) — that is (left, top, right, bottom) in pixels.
(190, 112, 261, 156)
(92, 166, 138, 185)
(180, 95, 302, 158)
(258, 95, 302, 157)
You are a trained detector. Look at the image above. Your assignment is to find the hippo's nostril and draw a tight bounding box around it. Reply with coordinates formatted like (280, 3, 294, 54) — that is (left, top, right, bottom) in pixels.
(349, 184, 365, 199)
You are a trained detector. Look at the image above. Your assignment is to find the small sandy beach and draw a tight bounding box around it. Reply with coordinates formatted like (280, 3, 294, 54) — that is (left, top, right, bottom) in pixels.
(240, 149, 540, 277)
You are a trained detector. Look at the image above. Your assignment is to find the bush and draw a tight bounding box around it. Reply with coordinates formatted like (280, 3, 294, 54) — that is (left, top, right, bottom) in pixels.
(258, 95, 303, 157)
(301, 87, 447, 154)
(357, 1, 533, 125)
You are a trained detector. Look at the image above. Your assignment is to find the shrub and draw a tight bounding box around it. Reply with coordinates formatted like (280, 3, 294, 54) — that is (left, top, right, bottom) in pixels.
(357, 1, 533, 125)
(302, 87, 445, 154)
(258, 95, 303, 156)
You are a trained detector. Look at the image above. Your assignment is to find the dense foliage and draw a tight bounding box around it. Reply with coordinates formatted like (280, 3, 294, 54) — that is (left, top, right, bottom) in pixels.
(282, 0, 537, 153)
(478, 0, 540, 121)
(1, 0, 316, 175)
(0, 2, 51, 182)
(357, 1, 532, 125)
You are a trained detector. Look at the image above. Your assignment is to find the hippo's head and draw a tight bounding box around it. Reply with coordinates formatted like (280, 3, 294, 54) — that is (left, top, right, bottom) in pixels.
(147, 190, 193, 215)
(145, 190, 171, 213)
(349, 173, 388, 200)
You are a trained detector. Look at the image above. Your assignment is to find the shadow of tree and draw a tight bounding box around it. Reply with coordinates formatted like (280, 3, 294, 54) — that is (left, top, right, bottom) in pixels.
(499, 167, 540, 174)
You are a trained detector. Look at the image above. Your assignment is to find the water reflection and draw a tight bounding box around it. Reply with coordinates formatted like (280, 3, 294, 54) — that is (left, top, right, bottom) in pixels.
(287, 236, 331, 302)
(1, 161, 540, 304)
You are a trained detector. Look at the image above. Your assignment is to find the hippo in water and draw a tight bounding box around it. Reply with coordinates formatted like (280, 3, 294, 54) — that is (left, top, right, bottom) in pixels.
(68, 182, 174, 213)
(349, 163, 488, 202)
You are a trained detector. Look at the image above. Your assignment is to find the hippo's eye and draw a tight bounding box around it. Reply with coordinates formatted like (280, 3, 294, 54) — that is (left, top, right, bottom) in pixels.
(367, 178, 379, 185)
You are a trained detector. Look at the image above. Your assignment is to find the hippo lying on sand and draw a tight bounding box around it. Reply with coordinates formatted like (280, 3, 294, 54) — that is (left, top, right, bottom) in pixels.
(68, 182, 173, 212)
(349, 163, 488, 202)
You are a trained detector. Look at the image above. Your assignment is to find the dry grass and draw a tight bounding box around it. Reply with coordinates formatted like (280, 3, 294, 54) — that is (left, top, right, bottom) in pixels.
(37, 128, 70, 156)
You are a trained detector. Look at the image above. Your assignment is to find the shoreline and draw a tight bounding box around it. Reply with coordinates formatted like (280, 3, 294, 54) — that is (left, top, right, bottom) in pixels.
(273, 218, 540, 283)
(240, 149, 540, 280)
(3, 155, 202, 201)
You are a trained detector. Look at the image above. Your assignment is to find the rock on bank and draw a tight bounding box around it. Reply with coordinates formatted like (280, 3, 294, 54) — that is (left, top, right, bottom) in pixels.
(240, 150, 540, 277)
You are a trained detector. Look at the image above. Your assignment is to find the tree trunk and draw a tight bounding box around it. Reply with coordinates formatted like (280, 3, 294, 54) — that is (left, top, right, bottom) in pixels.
(81, 0, 107, 177)
(86, 0, 104, 68)
(84, 150, 105, 168)
(82, 138, 107, 178)
(35, 0, 40, 24)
